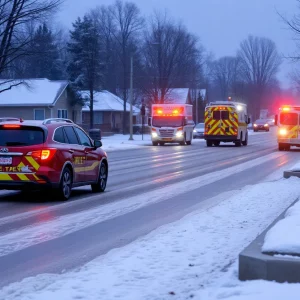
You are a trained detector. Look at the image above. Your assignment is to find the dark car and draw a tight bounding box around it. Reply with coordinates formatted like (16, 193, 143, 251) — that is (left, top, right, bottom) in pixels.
(0, 118, 108, 200)
(253, 119, 270, 132)
(193, 123, 205, 138)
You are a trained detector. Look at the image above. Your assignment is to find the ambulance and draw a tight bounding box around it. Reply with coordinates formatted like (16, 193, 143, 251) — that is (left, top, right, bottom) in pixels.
(275, 105, 300, 151)
(148, 104, 194, 146)
(204, 101, 250, 147)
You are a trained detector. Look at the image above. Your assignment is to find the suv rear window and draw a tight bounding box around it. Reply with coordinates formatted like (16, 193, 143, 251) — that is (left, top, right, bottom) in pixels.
(0, 126, 45, 146)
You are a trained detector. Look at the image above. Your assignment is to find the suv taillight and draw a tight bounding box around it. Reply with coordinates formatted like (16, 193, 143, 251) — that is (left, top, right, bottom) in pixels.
(27, 149, 57, 161)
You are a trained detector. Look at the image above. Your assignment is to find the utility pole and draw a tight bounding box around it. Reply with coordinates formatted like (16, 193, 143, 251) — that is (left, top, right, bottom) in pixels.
(196, 94, 198, 124)
(129, 55, 134, 140)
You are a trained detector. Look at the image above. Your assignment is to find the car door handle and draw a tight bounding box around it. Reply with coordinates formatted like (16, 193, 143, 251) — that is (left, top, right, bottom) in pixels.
(68, 149, 74, 154)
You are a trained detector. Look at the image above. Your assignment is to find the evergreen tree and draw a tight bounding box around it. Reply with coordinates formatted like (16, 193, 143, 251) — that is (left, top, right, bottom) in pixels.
(26, 23, 63, 79)
(67, 16, 103, 128)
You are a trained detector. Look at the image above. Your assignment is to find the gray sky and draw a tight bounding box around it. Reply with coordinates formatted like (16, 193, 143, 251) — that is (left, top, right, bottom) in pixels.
(58, 0, 299, 88)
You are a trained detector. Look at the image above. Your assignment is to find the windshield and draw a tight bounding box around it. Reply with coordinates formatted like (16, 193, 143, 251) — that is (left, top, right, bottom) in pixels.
(195, 123, 204, 129)
(0, 127, 45, 146)
(279, 113, 298, 126)
(254, 119, 268, 124)
(152, 116, 183, 127)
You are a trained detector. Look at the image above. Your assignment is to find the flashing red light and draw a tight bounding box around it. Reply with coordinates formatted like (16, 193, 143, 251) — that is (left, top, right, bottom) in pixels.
(3, 124, 20, 128)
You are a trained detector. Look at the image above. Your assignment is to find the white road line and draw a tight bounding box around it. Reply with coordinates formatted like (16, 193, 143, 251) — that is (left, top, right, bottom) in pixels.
(0, 151, 285, 257)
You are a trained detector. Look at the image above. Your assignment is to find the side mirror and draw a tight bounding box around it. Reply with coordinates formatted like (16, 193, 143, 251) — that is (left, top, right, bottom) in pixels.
(148, 117, 152, 127)
(94, 140, 102, 148)
(247, 117, 251, 124)
(275, 115, 278, 126)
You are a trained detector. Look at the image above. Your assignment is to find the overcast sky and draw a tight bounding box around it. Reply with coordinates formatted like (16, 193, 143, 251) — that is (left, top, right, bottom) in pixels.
(58, 0, 299, 88)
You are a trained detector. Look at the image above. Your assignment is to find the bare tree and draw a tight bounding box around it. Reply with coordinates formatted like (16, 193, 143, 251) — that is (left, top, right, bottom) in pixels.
(238, 35, 282, 118)
(0, 0, 62, 93)
(143, 12, 203, 104)
(209, 56, 243, 101)
(109, 0, 144, 134)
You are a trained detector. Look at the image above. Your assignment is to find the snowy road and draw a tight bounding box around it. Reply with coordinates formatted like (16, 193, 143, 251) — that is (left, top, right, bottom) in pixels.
(0, 128, 299, 288)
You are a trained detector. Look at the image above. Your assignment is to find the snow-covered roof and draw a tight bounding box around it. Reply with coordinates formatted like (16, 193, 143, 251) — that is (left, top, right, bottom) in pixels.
(0, 79, 69, 106)
(164, 88, 190, 104)
(81, 90, 140, 114)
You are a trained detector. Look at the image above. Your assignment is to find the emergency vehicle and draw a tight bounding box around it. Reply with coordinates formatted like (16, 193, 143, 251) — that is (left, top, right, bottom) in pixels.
(275, 105, 300, 151)
(148, 104, 194, 146)
(0, 118, 108, 200)
(204, 101, 250, 147)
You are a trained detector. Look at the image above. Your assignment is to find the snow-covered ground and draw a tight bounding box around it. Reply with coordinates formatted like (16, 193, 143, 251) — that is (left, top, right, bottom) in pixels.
(100, 131, 265, 152)
(101, 134, 205, 151)
(1, 174, 300, 300)
(262, 199, 300, 255)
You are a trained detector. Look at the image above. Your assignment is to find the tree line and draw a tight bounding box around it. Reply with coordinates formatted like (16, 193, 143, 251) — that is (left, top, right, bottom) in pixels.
(0, 0, 286, 128)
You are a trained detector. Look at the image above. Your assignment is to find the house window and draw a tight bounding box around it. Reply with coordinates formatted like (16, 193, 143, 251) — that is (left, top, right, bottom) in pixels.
(93, 112, 103, 124)
(34, 109, 45, 120)
(58, 109, 68, 118)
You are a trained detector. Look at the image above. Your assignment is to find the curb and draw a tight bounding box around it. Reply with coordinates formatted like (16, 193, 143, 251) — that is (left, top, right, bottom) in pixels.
(239, 197, 300, 283)
(283, 170, 300, 179)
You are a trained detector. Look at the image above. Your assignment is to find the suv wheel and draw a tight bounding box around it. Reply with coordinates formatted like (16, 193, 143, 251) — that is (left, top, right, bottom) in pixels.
(57, 167, 73, 200)
(92, 161, 108, 193)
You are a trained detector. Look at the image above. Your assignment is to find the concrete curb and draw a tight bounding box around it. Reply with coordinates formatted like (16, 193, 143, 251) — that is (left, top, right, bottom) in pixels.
(239, 197, 300, 283)
(283, 170, 300, 179)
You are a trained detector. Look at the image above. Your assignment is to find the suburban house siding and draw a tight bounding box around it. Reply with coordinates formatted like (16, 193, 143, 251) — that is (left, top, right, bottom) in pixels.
(0, 106, 52, 120)
(0, 79, 82, 122)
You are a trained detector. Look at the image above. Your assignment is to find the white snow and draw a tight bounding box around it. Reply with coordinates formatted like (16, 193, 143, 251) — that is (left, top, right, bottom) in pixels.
(0, 152, 282, 257)
(193, 263, 300, 300)
(0, 173, 299, 299)
(101, 134, 205, 151)
(262, 199, 300, 255)
(0, 79, 68, 106)
(81, 90, 140, 114)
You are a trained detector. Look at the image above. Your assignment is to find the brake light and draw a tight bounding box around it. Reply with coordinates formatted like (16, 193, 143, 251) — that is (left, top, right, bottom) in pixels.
(28, 149, 57, 161)
(282, 106, 290, 112)
(3, 124, 20, 128)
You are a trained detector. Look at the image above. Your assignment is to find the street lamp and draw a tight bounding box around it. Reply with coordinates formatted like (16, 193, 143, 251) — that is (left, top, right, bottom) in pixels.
(129, 55, 134, 141)
(151, 42, 160, 103)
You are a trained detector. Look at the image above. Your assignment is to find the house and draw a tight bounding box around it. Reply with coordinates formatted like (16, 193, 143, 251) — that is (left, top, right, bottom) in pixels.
(0, 78, 82, 122)
(81, 90, 140, 132)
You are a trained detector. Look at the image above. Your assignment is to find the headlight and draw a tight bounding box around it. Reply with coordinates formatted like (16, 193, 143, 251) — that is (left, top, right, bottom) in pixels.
(279, 128, 287, 136)
(193, 129, 197, 133)
(264, 124, 269, 127)
(176, 131, 183, 137)
(254, 124, 257, 127)
(152, 132, 158, 138)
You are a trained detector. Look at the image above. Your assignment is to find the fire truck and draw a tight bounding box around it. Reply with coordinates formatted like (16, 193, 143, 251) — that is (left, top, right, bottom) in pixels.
(204, 101, 250, 147)
(275, 105, 300, 151)
(148, 104, 194, 146)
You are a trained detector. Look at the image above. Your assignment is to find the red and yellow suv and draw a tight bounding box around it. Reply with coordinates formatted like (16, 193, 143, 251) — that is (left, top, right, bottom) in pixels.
(0, 118, 108, 200)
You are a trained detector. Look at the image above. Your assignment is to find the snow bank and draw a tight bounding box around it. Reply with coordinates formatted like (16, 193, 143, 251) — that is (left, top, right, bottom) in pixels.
(0, 177, 299, 300)
(262, 200, 300, 255)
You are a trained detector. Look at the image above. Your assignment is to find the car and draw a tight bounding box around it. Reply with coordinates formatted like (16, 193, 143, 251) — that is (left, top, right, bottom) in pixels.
(0, 118, 108, 200)
(0, 117, 21, 122)
(253, 119, 270, 132)
(193, 122, 205, 139)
